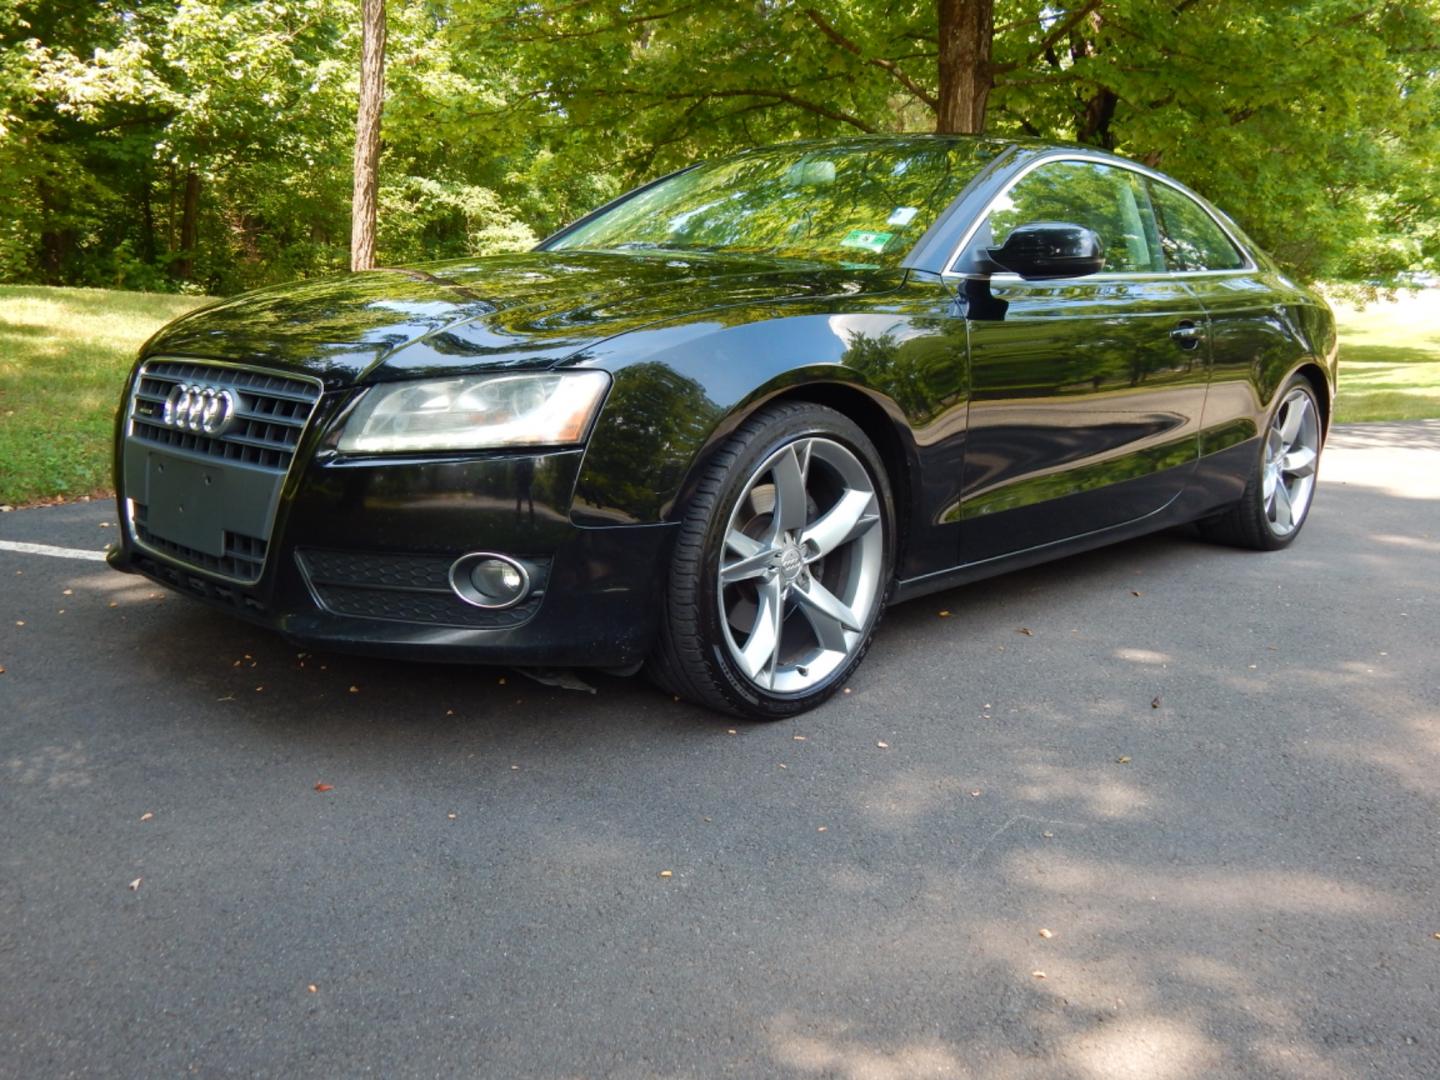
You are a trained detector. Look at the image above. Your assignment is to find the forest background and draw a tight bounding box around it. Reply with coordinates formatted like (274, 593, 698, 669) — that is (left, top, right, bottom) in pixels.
(2, 0, 1437, 296)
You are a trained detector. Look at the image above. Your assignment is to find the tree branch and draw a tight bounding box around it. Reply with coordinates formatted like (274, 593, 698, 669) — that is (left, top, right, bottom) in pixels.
(993, 0, 1104, 74)
(499, 5, 703, 44)
(589, 86, 879, 133)
(803, 7, 938, 109)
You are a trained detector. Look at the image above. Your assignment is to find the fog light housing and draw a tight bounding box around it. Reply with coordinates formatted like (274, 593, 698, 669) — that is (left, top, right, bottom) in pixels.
(449, 553, 531, 610)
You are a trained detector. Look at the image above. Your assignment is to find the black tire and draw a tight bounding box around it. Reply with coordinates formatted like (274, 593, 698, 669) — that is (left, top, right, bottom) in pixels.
(647, 402, 895, 720)
(1198, 373, 1323, 551)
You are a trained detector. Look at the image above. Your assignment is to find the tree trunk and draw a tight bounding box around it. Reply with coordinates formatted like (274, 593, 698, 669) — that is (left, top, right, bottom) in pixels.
(37, 178, 71, 284)
(936, 0, 994, 134)
(350, 0, 386, 272)
(1076, 87, 1118, 148)
(174, 169, 200, 281)
(140, 174, 157, 265)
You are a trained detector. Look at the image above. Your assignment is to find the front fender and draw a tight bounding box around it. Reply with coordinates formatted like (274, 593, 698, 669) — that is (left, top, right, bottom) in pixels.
(569, 290, 963, 528)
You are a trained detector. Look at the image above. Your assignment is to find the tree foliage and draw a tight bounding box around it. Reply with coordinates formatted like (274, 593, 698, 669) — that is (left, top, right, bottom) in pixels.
(0, 0, 1435, 293)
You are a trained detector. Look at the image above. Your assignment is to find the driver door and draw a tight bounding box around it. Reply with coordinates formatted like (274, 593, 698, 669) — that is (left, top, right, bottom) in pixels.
(956, 160, 1212, 563)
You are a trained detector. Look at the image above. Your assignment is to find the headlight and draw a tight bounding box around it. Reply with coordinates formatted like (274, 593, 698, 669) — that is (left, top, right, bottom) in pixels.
(337, 371, 610, 453)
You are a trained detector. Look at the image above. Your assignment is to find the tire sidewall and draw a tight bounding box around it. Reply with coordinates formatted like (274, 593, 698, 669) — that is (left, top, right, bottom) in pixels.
(1257, 375, 1322, 548)
(693, 406, 895, 718)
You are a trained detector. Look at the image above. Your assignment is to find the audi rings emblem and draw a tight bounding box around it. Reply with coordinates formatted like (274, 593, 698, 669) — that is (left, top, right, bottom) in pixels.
(162, 383, 238, 437)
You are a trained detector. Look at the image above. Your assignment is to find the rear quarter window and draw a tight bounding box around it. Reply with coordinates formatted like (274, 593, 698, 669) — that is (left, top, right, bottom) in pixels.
(1148, 181, 1247, 272)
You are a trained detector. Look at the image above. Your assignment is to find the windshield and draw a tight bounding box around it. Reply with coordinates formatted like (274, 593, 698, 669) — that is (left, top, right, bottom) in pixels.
(545, 138, 1006, 267)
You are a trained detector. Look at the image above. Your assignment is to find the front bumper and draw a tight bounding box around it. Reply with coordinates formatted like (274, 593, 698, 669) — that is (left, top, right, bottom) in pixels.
(110, 435, 678, 669)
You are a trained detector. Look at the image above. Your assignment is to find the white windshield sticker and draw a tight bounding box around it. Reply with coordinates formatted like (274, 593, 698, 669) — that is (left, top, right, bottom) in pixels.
(888, 206, 919, 227)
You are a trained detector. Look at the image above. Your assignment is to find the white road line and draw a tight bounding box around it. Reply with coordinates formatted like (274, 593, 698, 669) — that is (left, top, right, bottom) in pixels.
(0, 540, 109, 562)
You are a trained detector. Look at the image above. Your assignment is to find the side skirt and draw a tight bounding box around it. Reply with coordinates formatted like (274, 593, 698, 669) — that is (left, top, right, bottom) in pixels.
(891, 437, 1259, 605)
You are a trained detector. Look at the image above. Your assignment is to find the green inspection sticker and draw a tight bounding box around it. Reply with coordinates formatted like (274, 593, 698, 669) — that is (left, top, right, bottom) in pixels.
(839, 229, 894, 254)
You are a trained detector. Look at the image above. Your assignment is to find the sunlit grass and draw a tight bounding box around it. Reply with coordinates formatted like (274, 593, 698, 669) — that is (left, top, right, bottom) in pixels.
(1331, 290, 1440, 424)
(0, 286, 211, 505)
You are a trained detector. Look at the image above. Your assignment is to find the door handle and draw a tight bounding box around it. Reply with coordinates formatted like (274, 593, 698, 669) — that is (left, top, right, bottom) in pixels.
(1170, 321, 1203, 350)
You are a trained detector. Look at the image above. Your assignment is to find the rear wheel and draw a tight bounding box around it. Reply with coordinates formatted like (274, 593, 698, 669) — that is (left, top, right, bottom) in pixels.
(1199, 374, 1323, 550)
(648, 402, 894, 720)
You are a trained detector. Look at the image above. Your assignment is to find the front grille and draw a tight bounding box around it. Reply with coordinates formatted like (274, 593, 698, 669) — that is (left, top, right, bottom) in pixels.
(122, 358, 324, 585)
(132, 554, 266, 614)
(296, 549, 548, 629)
(132, 503, 268, 582)
(128, 360, 321, 472)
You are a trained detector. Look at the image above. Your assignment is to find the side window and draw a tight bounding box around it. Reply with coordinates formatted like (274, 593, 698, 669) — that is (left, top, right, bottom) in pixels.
(1148, 181, 1246, 271)
(981, 161, 1164, 274)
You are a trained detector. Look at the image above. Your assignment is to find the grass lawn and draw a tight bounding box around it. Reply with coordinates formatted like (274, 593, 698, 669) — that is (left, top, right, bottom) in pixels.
(1331, 290, 1440, 423)
(0, 283, 1436, 506)
(0, 285, 211, 506)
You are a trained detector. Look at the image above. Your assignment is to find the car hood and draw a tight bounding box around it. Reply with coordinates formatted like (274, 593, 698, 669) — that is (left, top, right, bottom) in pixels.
(141, 250, 904, 388)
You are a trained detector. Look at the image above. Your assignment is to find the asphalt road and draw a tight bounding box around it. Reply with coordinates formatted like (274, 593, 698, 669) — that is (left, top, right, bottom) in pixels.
(2, 422, 1438, 1080)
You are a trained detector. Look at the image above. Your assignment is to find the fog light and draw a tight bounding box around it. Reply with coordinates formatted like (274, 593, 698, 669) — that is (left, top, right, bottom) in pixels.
(449, 553, 531, 609)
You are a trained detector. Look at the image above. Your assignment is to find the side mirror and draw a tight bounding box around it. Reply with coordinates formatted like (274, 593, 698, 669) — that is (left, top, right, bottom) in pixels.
(986, 222, 1105, 280)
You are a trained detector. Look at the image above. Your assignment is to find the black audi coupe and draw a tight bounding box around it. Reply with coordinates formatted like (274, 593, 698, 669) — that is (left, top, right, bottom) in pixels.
(109, 136, 1336, 718)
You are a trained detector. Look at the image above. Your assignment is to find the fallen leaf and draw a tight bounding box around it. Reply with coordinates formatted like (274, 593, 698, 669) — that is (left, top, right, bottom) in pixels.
(314, 782, 333, 792)
(510, 764, 520, 770)
(969, 789, 982, 797)
(307, 984, 318, 994)
(128, 878, 142, 891)
(62, 589, 73, 596)
(98, 521, 111, 528)
(1151, 696, 1162, 709)
(1043, 831, 1054, 839)
(447, 813, 457, 820)
(445, 709, 454, 716)
(0, 665, 5, 675)
(254, 686, 264, 692)
(726, 729, 737, 735)
(876, 740, 889, 749)
(1131, 590, 1142, 597)
(1018, 627, 1033, 636)
(14, 621, 23, 627)
(817, 826, 828, 832)
(348, 685, 359, 693)
(793, 735, 806, 741)
(658, 869, 673, 879)
(1038, 928, 1054, 939)
(1032, 970, 1046, 979)
(843, 687, 852, 694)
(108, 601, 118, 609)
(778, 763, 788, 769)
(938, 610, 951, 617)
(498, 676, 506, 686)
(139, 811, 153, 822)
(1433, 932, 1440, 940)
(1117, 756, 1132, 764)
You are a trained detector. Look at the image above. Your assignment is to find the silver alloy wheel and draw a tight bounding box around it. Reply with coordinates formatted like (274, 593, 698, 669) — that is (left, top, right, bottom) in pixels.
(717, 436, 884, 694)
(1262, 386, 1321, 537)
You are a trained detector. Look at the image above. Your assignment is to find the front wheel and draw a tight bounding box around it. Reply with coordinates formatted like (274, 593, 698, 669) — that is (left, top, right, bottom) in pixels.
(1199, 374, 1323, 550)
(648, 402, 895, 720)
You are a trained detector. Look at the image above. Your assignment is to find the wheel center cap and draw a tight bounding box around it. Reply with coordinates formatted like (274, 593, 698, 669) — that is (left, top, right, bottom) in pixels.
(777, 545, 804, 581)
